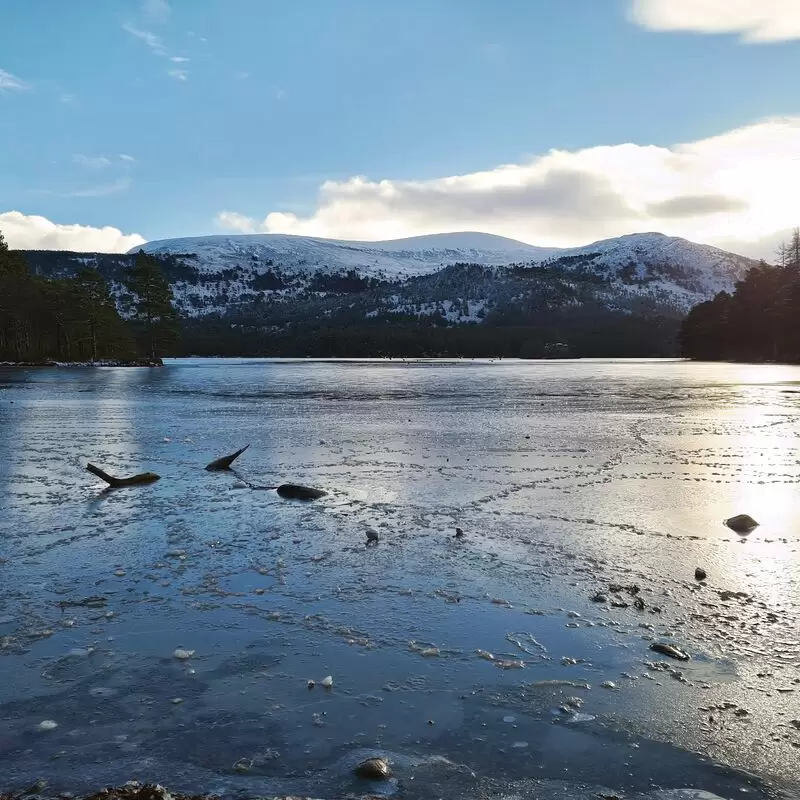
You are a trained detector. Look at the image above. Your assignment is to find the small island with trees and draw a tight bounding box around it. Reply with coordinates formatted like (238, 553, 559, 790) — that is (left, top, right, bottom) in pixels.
(0, 230, 178, 366)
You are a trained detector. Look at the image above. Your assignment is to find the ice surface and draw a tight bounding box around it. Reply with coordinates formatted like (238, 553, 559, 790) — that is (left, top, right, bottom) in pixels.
(0, 358, 797, 797)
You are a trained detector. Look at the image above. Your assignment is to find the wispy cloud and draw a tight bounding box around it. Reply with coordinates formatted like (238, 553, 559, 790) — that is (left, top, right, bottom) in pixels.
(119, 154, 136, 163)
(31, 177, 133, 199)
(274, 87, 287, 100)
(235, 71, 251, 80)
(629, 0, 800, 42)
(142, 0, 171, 25)
(0, 210, 145, 252)
(67, 177, 132, 198)
(0, 68, 28, 92)
(123, 23, 167, 56)
(124, 18, 190, 81)
(215, 117, 800, 261)
(73, 154, 112, 169)
(59, 92, 76, 104)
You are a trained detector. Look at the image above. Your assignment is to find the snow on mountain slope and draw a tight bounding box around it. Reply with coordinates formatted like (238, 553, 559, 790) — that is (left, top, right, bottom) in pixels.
(134, 231, 560, 279)
(554, 231, 754, 297)
(128, 229, 757, 319)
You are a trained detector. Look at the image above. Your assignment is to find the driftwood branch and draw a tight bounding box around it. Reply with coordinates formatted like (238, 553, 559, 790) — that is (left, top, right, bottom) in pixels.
(86, 463, 161, 488)
(205, 444, 250, 471)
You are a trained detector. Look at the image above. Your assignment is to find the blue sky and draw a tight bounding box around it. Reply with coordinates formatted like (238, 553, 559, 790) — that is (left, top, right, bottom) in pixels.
(1, 0, 799, 256)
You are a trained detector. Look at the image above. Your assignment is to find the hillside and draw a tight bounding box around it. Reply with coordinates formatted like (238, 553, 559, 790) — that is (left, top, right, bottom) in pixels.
(20, 230, 758, 357)
(136, 231, 560, 280)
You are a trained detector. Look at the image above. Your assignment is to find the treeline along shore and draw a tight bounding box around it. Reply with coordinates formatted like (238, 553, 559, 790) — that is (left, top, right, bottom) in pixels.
(3, 226, 800, 364)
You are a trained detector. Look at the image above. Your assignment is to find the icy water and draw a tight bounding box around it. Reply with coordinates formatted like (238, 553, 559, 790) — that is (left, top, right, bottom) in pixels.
(1, 358, 799, 800)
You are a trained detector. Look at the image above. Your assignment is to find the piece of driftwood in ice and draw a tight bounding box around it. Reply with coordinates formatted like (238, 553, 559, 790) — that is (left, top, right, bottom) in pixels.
(276, 483, 327, 500)
(205, 444, 250, 471)
(86, 462, 161, 488)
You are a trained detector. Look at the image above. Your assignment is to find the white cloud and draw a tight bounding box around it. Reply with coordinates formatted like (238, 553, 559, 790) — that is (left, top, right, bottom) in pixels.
(59, 92, 76, 104)
(123, 23, 167, 56)
(73, 154, 112, 169)
(0, 211, 145, 252)
(215, 211, 258, 233)
(119, 153, 136, 162)
(629, 0, 800, 42)
(167, 68, 188, 81)
(215, 117, 800, 260)
(143, 0, 171, 24)
(0, 68, 27, 92)
(170, 55, 190, 63)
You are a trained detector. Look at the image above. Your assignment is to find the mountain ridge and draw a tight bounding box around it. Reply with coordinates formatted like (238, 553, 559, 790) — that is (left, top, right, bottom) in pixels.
(131, 229, 754, 285)
(23, 228, 761, 357)
(127, 229, 757, 317)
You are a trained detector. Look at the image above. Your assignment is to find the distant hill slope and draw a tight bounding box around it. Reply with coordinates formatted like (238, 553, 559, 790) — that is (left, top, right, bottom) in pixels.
(20, 230, 758, 357)
(121, 229, 755, 318)
(134, 230, 561, 279)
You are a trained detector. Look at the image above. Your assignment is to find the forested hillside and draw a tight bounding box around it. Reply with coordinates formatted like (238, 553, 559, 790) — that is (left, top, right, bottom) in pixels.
(680, 230, 800, 362)
(6, 227, 767, 361)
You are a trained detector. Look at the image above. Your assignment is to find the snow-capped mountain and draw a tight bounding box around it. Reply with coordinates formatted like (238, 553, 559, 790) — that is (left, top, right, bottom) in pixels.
(135, 231, 561, 279)
(23, 229, 759, 356)
(126, 229, 756, 318)
(555, 232, 753, 298)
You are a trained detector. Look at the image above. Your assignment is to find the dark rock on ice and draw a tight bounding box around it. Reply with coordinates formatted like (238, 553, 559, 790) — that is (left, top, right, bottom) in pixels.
(649, 642, 690, 661)
(277, 483, 327, 500)
(354, 756, 392, 780)
(724, 514, 759, 533)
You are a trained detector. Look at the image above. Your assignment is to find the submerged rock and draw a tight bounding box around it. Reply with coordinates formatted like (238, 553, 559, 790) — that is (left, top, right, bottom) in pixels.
(724, 514, 759, 533)
(355, 756, 392, 780)
(650, 642, 690, 661)
(232, 757, 252, 773)
(718, 590, 750, 601)
(80, 781, 212, 800)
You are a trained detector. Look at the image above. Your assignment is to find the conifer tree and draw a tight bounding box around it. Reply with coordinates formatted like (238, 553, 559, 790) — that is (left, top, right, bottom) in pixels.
(126, 251, 179, 360)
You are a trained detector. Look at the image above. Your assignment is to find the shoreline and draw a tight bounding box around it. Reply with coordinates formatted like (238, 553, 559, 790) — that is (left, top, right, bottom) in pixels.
(0, 359, 163, 368)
